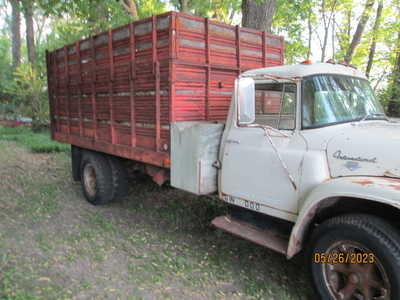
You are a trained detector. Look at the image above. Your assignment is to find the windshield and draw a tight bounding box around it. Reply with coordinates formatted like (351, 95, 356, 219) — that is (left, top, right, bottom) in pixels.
(302, 74, 385, 128)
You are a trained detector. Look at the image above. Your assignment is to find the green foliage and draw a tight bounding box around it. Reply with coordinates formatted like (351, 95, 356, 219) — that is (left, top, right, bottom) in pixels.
(273, 0, 314, 63)
(0, 31, 14, 105)
(169, 0, 241, 22)
(6, 63, 48, 125)
(137, 0, 167, 18)
(0, 126, 69, 153)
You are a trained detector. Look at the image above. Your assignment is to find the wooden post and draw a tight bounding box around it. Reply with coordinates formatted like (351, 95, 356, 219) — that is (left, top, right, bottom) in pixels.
(262, 31, 266, 67)
(205, 18, 211, 121)
(129, 22, 137, 147)
(90, 36, 98, 141)
(236, 26, 241, 74)
(152, 15, 161, 152)
(76, 41, 83, 137)
(63, 45, 71, 135)
(108, 29, 116, 145)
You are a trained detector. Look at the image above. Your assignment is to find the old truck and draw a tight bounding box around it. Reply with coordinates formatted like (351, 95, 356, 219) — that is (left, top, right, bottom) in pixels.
(46, 11, 400, 300)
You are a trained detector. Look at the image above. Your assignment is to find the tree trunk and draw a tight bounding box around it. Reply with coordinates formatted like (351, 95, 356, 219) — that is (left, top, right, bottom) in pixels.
(319, 0, 338, 62)
(120, 0, 138, 20)
(344, 0, 375, 63)
(387, 30, 400, 116)
(365, 0, 383, 78)
(390, 31, 400, 100)
(242, 0, 277, 32)
(10, 0, 21, 71)
(321, 27, 329, 62)
(179, 0, 190, 14)
(332, 13, 335, 60)
(23, 1, 36, 66)
(307, 9, 312, 59)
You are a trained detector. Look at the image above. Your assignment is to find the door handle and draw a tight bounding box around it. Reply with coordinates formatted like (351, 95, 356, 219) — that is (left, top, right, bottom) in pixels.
(226, 139, 240, 144)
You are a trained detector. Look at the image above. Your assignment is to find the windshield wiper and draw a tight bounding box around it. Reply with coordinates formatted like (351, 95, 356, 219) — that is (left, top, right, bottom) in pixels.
(359, 112, 389, 122)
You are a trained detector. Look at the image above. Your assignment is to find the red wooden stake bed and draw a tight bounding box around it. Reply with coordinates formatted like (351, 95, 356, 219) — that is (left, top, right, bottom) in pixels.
(46, 11, 284, 169)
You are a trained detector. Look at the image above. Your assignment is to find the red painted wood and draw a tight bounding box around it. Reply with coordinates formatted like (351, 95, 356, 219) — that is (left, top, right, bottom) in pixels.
(76, 41, 83, 136)
(47, 11, 284, 168)
(63, 45, 71, 135)
(90, 36, 98, 141)
(129, 22, 137, 147)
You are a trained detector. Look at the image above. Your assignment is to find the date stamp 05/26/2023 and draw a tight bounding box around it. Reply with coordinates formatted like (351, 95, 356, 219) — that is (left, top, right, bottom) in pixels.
(313, 252, 376, 264)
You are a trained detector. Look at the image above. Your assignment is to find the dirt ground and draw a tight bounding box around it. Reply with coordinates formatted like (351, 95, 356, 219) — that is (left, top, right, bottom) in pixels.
(0, 140, 314, 300)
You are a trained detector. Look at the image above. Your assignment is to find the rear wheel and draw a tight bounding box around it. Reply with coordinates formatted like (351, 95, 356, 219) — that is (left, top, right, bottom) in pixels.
(309, 214, 400, 300)
(80, 151, 114, 205)
(108, 156, 129, 201)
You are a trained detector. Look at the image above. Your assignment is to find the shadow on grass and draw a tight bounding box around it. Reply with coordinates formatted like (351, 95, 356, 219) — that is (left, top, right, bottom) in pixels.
(103, 176, 316, 300)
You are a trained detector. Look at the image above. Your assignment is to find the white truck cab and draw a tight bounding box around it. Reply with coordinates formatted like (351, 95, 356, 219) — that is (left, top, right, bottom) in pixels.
(172, 62, 400, 300)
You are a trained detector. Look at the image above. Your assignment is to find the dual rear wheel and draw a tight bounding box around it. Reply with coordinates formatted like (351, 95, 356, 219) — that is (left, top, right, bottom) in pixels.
(80, 151, 129, 205)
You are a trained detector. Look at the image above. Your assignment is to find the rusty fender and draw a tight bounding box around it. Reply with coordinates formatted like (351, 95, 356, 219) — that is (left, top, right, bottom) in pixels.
(287, 176, 400, 259)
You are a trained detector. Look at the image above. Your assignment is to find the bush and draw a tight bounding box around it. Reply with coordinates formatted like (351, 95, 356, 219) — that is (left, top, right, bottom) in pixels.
(6, 63, 49, 127)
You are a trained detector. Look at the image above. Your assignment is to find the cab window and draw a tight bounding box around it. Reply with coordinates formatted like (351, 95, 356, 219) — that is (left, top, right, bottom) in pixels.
(254, 82, 297, 130)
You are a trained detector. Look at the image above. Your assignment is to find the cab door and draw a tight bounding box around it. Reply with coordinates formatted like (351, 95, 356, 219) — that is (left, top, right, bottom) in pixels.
(220, 81, 306, 215)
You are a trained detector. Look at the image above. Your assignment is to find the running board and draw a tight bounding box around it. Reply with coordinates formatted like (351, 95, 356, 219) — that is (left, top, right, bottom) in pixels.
(212, 216, 288, 255)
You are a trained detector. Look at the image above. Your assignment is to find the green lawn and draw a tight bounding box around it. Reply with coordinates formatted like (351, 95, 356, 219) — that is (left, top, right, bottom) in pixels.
(0, 126, 69, 153)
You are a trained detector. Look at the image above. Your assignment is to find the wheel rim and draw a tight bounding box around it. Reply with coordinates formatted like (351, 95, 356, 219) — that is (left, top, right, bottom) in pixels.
(83, 164, 97, 198)
(322, 241, 390, 300)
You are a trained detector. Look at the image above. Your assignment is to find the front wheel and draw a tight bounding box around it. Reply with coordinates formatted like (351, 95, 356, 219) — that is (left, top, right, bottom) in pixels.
(308, 214, 400, 300)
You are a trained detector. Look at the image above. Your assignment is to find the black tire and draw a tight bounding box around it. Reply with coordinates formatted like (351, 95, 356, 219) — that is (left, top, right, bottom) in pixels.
(80, 151, 114, 205)
(71, 145, 82, 182)
(108, 156, 129, 201)
(308, 214, 400, 300)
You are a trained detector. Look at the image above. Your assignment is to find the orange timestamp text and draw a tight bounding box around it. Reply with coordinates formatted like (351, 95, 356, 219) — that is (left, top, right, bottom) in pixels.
(313, 252, 375, 264)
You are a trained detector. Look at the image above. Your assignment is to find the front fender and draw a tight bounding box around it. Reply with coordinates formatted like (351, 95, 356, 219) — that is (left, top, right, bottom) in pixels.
(287, 176, 400, 259)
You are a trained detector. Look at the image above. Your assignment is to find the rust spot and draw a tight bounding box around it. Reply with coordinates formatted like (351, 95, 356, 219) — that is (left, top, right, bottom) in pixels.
(387, 184, 400, 191)
(352, 180, 374, 186)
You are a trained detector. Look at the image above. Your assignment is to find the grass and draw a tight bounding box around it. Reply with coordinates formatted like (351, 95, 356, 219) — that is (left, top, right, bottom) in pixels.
(0, 128, 314, 299)
(0, 126, 69, 153)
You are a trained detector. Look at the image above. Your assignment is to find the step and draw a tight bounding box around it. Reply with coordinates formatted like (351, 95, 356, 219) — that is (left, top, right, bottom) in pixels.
(212, 215, 288, 255)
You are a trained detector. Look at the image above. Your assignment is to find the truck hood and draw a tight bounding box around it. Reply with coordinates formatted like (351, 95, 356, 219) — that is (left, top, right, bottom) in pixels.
(326, 121, 400, 178)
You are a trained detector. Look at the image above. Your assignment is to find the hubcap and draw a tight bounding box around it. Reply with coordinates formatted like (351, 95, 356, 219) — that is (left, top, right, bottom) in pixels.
(83, 164, 97, 197)
(322, 241, 390, 300)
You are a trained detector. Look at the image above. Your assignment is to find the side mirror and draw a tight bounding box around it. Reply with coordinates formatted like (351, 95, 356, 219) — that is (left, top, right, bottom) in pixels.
(237, 77, 255, 125)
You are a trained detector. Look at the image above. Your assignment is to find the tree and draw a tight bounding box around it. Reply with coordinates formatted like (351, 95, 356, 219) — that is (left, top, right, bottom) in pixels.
(344, 0, 375, 63)
(242, 0, 277, 32)
(389, 30, 400, 115)
(315, 0, 338, 62)
(179, 0, 190, 13)
(365, 0, 383, 78)
(272, 0, 314, 63)
(10, 0, 21, 72)
(335, 1, 353, 61)
(119, 0, 139, 19)
(22, 0, 36, 66)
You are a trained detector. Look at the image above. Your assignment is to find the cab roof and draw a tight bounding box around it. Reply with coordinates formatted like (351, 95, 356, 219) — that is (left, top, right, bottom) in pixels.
(243, 62, 367, 80)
